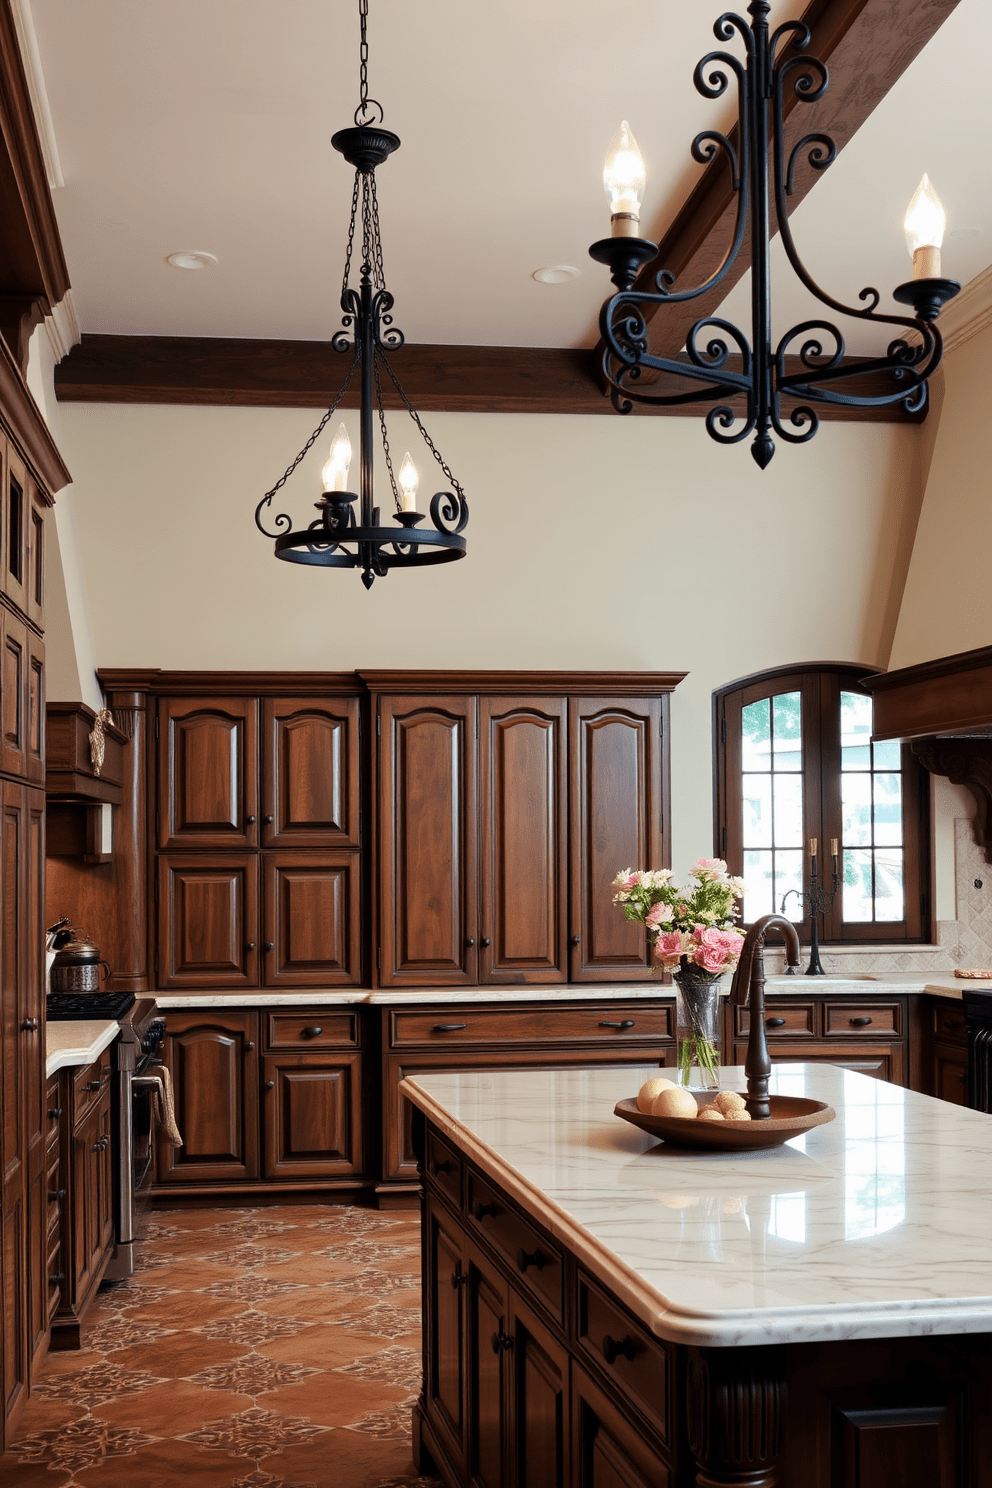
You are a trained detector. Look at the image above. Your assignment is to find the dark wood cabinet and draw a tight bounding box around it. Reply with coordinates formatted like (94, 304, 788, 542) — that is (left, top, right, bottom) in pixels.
(262, 696, 360, 847)
(261, 1052, 362, 1178)
(158, 854, 259, 988)
(424, 1194, 468, 1474)
(727, 995, 910, 1088)
(158, 696, 259, 849)
(466, 1236, 508, 1488)
(568, 698, 665, 983)
(1, 608, 26, 779)
(926, 999, 970, 1105)
(480, 697, 567, 985)
(155, 1011, 260, 1184)
(377, 695, 479, 988)
(262, 851, 361, 987)
(70, 1090, 113, 1310)
(49, 1049, 115, 1351)
(572, 1364, 668, 1488)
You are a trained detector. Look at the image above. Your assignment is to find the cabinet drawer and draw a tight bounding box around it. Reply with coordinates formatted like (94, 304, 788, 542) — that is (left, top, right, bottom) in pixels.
(426, 1130, 461, 1207)
(931, 1003, 968, 1045)
(390, 1003, 672, 1049)
(73, 1050, 112, 1123)
(824, 1002, 901, 1037)
(467, 1172, 563, 1325)
(576, 1272, 669, 1444)
(735, 1003, 815, 1038)
(264, 1012, 359, 1050)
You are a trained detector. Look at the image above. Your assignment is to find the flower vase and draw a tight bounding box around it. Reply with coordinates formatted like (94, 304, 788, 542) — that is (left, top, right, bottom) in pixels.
(673, 962, 723, 1089)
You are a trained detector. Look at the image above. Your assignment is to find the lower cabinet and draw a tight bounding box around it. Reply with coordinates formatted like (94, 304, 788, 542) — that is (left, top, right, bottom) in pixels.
(50, 1050, 115, 1349)
(727, 996, 909, 1088)
(154, 1008, 365, 1193)
(927, 998, 969, 1105)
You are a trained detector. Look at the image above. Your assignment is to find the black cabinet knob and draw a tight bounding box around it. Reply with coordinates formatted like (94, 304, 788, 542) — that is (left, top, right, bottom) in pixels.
(302, 1026, 323, 1039)
(49, 1272, 64, 1287)
(450, 1264, 467, 1290)
(571, 935, 581, 947)
(466, 937, 475, 948)
(472, 1199, 497, 1221)
(516, 1247, 546, 1273)
(433, 1023, 468, 1034)
(480, 936, 491, 948)
(48, 1107, 63, 1121)
(602, 1334, 637, 1365)
(945, 1019, 964, 1030)
(850, 1015, 872, 1027)
(599, 1020, 635, 1030)
(766, 1017, 786, 1028)
(263, 815, 274, 824)
(244, 1041, 255, 1053)
(264, 942, 274, 952)
(246, 815, 256, 825)
(246, 942, 256, 952)
(491, 1329, 513, 1355)
(21, 1018, 39, 1032)
(48, 1189, 65, 1202)
(265, 1079, 275, 1090)
(92, 1135, 108, 1153)
(432, 1159, 454, 1176)
(83, 1080, 102, 1091)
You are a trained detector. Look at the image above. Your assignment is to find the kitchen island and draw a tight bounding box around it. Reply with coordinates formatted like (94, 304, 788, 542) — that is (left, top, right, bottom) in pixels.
(402, 1062, 992, 1487)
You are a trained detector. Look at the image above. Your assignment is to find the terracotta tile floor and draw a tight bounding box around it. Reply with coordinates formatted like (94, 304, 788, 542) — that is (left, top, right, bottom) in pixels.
(3, 1205, 444, 1488)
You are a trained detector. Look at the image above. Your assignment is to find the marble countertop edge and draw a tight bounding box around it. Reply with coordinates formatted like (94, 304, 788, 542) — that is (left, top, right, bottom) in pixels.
(45, 1020, 119, 1077)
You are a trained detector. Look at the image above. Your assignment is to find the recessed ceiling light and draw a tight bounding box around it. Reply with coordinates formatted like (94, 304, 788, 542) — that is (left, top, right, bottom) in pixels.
(948, 227, 983, 242)
(166, 250, 218, 270)
(532, 265, 579, 285)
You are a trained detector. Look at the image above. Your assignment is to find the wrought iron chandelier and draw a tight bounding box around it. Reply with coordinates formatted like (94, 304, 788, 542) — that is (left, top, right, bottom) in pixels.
(255, 0, 468, 588)
(589, 0, 961, 468)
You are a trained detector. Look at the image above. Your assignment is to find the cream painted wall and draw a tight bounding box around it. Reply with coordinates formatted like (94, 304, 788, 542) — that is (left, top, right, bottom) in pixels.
(56, 400, 922, 870)
(889, 320, 992, 669)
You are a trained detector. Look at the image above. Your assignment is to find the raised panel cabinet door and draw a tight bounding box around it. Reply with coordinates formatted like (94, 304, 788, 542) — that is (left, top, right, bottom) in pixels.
(155, 1013, 260, 1184)
(466, 1239, 508, 1488)
(2, 1184, 28, 1434)
(932, 1041, 968, 1105)
(1, 782, 25, 1179)
(424, 1195, 468, 1474)
(158, 697, 259, 848)
(378, 696, 479, 987)
(569, 699, 666, 982)
(262, 696, 361, 847)
(262, 851, 361, 987)
(509, 1294, 569, 1488)
(0, 609, 27, 779)
(479, 697, 567, 984)
(158, 855, 259, 988)
(3, 443, 29, 616)
(26, 634, 44, 785)
(26, 480, 45, 631)
(572, 1364, 669, 1488)
(261, 1053, 362, 1177)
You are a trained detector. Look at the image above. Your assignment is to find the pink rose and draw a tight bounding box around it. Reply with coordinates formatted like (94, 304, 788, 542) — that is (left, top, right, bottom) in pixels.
(621, 872, 641, 889)
(695, 942, 729, 973)
(654, 930, 684, 966)
(645, 902, 665, 928)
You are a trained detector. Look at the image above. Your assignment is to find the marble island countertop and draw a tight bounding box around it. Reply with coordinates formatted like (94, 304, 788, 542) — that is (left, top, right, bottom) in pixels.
(46, 1020, 119, 1077)
(402, 1061, 992, 1349)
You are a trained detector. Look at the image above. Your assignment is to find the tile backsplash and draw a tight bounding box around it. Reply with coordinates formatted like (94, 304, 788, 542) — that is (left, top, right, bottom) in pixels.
(764, 817, 992, 975)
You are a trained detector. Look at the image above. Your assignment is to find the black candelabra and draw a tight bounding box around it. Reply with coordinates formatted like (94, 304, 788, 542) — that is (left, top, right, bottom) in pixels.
(782, 839, 838, 976)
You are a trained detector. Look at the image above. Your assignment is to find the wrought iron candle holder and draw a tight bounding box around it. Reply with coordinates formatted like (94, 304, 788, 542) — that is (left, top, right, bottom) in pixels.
(781, 854, 838, 977)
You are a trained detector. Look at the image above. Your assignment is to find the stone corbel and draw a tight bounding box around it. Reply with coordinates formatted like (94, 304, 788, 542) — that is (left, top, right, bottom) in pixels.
(913, 738, 992, 865)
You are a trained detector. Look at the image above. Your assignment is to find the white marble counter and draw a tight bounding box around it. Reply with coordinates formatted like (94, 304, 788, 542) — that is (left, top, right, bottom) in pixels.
(46, 1020, 119, 1077)
(402, 1061, 992, 1349)
(154, 984, 673, 1009)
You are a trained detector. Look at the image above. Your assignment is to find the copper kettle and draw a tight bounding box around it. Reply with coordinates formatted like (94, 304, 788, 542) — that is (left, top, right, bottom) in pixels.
(49, 933, 112, 995)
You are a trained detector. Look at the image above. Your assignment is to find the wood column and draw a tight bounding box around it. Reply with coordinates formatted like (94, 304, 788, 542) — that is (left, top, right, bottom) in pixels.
(687, 1345, 786, 1487)
(103, 688, 148, 990)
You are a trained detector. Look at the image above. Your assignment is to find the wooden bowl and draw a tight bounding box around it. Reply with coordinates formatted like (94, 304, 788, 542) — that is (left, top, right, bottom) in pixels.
(614, 1094, 835, 1151)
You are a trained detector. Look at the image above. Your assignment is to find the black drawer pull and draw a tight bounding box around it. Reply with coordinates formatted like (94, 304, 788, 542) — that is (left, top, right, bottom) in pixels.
(944, 1018, 964, 1031)
(516, 1247, 546, 1273)
(491, 1329, 514, 1355)
(48, 1189, 65, 1202)
(301, 1026, 323, 1039)
(48, 1107, 63, 1121)
(766, 1017, 786, 1028)
(432, 1159, 454, 1176)
(92, 1135, 108, 1153)
(21, 1018, 39, 1032)
(49, 1272, 64, 1287)
(599, 1020, 635, 1030)
(433, 1023, 468, 1033)
(244, 1041, 255, 1053)
(83, 1080, 102, 1091)
(265, 1080, 276, 1091)
(450, 1264, 467, 1290)
(472, 1199, 497, 1221)
(602, 1333, 637, 1365)
(480, 936, 491, 948)
(850, 1016, 872, 1027)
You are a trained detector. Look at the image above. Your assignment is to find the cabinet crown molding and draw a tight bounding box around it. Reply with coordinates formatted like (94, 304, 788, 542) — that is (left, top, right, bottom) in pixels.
(98, 668, 689, 698)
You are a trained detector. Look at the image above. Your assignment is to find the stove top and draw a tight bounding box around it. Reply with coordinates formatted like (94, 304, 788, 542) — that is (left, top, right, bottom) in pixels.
(47, 991, 137, 1021)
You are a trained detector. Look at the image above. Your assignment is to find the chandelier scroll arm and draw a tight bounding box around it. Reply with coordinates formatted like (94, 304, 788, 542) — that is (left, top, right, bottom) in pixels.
(254, 350, 360, 538)
(712, 13, 755, 56)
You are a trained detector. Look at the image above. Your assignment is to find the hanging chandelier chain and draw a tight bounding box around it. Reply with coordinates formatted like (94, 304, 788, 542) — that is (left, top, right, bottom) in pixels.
(342, 172, 361, 301)
(373, 351, 400, 510)
(354, 0, 384, 127)
(367, 173, 387, 290)
(379, 353, 465, 499)
(257, 350, 360, 515)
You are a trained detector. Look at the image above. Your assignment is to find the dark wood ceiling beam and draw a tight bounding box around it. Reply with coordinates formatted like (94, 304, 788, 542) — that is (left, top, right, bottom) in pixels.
(52, 332, 919, 421)
(621, 0, 963, 358)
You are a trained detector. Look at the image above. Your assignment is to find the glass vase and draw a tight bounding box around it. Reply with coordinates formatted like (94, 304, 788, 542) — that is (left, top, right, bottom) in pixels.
(673, 963, 723, 1089)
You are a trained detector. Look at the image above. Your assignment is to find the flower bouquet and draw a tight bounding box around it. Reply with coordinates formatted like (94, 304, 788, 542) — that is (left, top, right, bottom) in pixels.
(613, 859, 746, 1088)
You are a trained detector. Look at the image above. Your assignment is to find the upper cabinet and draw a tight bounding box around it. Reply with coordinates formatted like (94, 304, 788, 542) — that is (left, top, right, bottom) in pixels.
(158, 697, 259, 849)
(262, 697, 360, 848)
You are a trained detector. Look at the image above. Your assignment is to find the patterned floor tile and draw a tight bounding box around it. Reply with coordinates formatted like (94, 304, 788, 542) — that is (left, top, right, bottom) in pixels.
(188, 1356, 322, 1396)
(9, 1415, 158, 1473)
(82, 1316, 175, 1353)
(179, 1405, 331, 1458)
(336, 1346, 422, 1393)
(194, 1312, 315, 1347)
(200, 1243, 304, 1268)
(329, 1302, 422, 1339)
(32, 1361, 167, 1408)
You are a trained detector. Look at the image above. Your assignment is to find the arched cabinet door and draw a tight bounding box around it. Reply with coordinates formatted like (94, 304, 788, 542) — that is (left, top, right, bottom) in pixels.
(261, 697, 360, 848)
(157, 697, 258, 849)
(377, 696, 479, 987)
(568, 698, 666, 982)
(155, 1013, 259, 1184)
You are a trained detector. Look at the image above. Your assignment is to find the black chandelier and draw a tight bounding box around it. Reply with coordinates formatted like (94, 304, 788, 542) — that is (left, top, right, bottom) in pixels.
(255, 0, 467, 589)
(589, 0, 961, 468)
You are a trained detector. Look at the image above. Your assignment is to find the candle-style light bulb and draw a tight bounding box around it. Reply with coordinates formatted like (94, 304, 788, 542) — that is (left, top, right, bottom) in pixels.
(603, 120, 646, 239)
(904, 174, 946, 280)
(321, 422, 352, 492)
(397, 452, 419, 513)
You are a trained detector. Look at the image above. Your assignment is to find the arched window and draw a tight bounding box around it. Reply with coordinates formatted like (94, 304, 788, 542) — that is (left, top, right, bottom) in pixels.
(713, 663, 929, 941)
